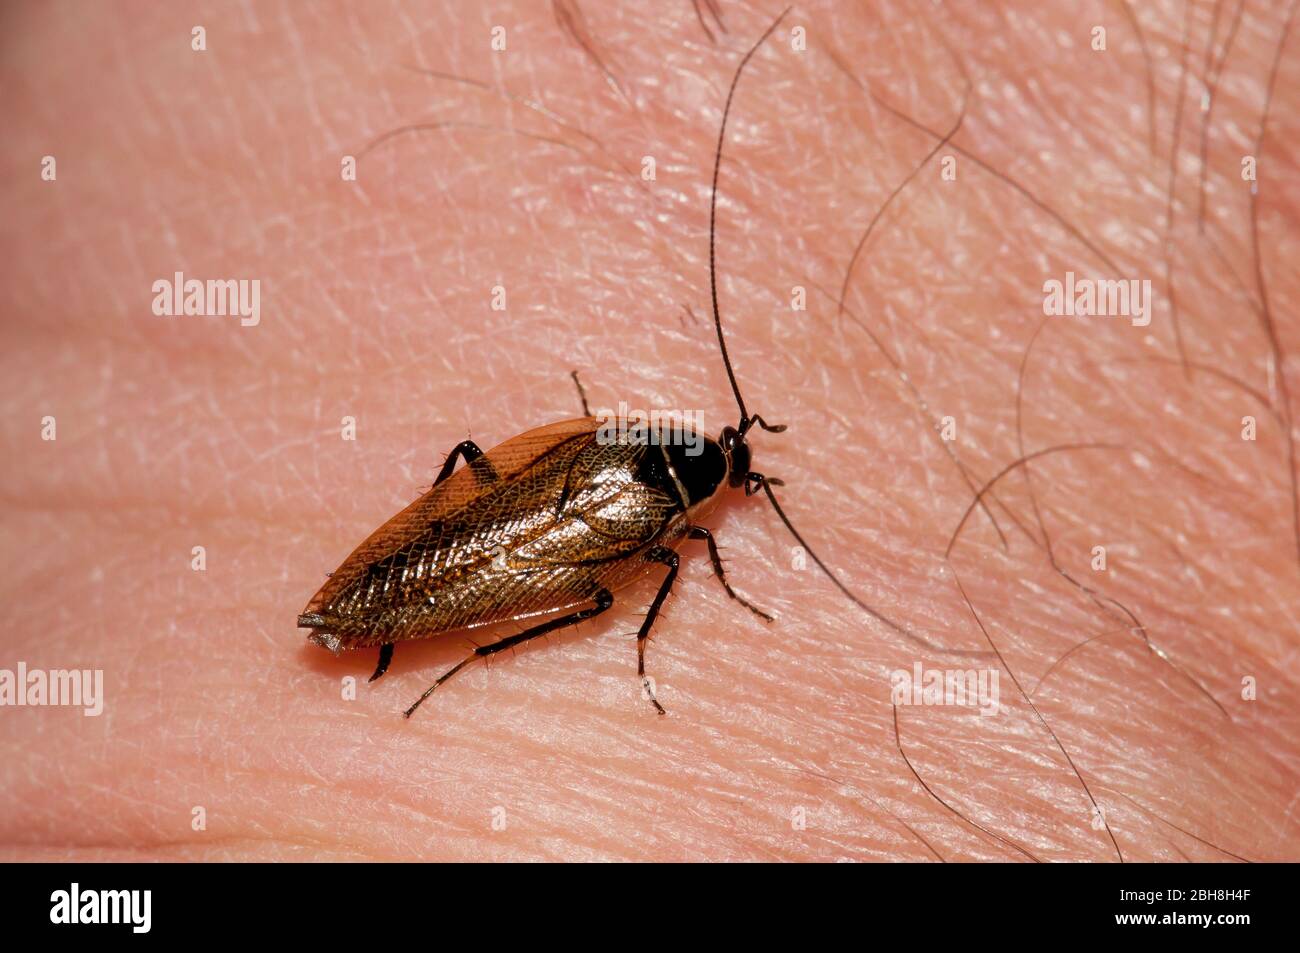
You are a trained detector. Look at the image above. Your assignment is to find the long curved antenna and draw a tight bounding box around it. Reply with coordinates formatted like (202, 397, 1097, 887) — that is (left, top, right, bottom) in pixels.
(754, 477, 995, 659)
(709, 8, 790, 426)
(713, 15, 990, 661)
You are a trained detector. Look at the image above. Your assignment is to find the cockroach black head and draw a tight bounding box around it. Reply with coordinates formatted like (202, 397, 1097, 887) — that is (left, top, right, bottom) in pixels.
(720, 425, 749, 488)
(720, 414, 787, 488)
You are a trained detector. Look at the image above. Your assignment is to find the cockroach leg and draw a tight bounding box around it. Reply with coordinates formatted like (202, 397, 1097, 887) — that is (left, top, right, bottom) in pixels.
(368, 643, 394, 683)
(403, 589, 615, 717)
(435, 439, 498, 486)
(569, 370, 592, 417)
(687, 525, 772, 622)
(636, 546, 681, 715)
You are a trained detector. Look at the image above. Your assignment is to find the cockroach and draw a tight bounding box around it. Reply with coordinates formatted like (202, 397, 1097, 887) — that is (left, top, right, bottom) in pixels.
(300, 9, 874, 717)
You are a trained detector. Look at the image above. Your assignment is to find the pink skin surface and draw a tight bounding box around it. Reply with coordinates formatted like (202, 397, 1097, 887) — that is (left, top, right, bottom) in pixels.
(2, 0, 1298, 861)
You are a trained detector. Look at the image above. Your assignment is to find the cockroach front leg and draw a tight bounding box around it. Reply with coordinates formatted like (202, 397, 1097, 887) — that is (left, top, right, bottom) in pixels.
(687, 526, 773, 622)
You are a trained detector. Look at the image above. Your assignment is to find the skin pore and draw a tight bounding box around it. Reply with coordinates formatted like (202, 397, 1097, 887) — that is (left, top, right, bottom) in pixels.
(1, 0, 1298, 860)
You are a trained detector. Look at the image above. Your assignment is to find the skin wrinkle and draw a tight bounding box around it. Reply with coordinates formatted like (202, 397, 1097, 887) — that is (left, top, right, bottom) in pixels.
(0, 0, 1297, 861)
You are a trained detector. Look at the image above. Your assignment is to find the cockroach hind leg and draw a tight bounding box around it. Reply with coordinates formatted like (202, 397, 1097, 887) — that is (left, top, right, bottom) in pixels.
(403, 654, 476, 718)
(404, 589, 616, 718)
(641, 676, 667, 716)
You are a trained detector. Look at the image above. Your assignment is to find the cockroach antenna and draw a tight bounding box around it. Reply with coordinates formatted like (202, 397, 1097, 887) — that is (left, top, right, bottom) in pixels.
(707, 8, 983, 658)
(709, 7, 790, 440)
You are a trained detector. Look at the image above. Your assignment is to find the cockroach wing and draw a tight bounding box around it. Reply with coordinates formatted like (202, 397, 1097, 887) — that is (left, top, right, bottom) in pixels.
(300, 418, 685, 650)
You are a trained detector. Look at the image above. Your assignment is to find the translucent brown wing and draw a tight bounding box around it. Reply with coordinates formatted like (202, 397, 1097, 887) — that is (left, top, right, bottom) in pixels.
(300, 418, 686, 649)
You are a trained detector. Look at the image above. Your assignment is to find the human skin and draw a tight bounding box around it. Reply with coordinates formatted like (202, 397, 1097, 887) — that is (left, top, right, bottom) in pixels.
(1, 0, 1297, 861)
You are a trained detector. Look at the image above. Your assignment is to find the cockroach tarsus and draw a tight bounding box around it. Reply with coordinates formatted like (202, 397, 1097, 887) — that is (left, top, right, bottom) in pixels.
(300, 8, 897, 718)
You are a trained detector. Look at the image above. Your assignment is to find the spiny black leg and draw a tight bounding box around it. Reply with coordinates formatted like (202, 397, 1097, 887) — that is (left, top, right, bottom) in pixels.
(435, 439, 497, 486)
(570, 370, 592, 417)
(637, 546, 681, 715)
(368, 642, 394, 683)
(404, 589, 615, 717)
(687, 526, 773, 622)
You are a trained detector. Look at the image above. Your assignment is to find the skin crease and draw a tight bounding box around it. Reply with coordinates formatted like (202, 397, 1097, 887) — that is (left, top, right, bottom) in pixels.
(1, 0, 1298, 862)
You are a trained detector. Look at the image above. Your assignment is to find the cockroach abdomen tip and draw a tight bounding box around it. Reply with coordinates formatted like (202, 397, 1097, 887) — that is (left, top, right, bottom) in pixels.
(299, 616, 343, 655)
(309, 631, 343, 654)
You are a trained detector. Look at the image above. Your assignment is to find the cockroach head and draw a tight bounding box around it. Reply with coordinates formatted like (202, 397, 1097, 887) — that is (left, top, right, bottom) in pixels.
(720, 413, 787, 489)
(720, 425, 750, 488)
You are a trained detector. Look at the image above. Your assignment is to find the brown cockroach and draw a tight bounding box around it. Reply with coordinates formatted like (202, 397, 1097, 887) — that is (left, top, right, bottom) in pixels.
(300, 10, 869, 717)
